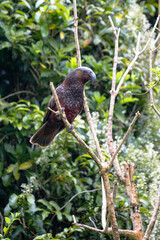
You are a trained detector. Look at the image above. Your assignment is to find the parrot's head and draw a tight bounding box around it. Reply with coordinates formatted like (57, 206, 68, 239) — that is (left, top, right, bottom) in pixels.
(65, 67, 96, 86)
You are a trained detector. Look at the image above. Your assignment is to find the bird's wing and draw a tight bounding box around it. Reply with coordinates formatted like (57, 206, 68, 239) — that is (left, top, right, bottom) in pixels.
(43, 95, 56, 124)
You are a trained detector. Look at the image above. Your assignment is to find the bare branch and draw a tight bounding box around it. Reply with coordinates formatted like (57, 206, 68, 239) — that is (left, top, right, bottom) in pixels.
(72, 215, 77, 224)
(136, 33, 141, 54)
(107, 16, 125, 182)
(139, 16, 160, 54)
(101, 167, 120, 239)
(73, 222, 104, 233)
(101, 177, 107, 229)
(1, 90, 35, 101)
(0, 212, 4, 235)
(105, 180, 118, 232)
(73, 0, 81, 67)
(124, 163, 144, 239)
(116, 15, 160, 95)
(60, 188, 101, 211)
(89, 217, 97, 229)
(149, 49, 160, 117)
(143, 186, 160, 240)
(108, 111, 141, 170)
(73, 0, 106, 230)
(73, 223, 140, 239)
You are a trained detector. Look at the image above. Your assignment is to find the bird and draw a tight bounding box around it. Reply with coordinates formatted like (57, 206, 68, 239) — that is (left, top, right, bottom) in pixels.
(30, 67, 96, 147)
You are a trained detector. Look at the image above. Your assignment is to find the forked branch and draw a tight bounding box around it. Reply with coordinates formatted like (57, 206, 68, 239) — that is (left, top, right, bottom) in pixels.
(143, 186, 160, 240)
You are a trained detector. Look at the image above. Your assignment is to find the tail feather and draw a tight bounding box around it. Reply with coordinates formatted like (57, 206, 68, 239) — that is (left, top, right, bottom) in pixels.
(30, 122, 64, 147)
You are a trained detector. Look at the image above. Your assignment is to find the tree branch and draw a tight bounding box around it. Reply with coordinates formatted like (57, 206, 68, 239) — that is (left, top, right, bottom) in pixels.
(73, 223, 140, 239)
(1, 90, 35, 101)
(105, 180, 118, 232)
(124, 163, 144, 239)
(60, 188, 101, 211)
(73, 0, 106, 231)
(116, 15, 160, 95)
(73, 0, 104, 163)
(0, 212, 4, 235)
(108, 111, 140, 170)
(143, 185, 160, 240)
(149, 49, 160, 117)
(73, 0, 81, 67)
(107, 16, 125, 182)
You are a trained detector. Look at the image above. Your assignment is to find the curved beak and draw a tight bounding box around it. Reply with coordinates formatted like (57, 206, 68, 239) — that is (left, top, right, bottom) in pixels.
(89, 71, 96, 85)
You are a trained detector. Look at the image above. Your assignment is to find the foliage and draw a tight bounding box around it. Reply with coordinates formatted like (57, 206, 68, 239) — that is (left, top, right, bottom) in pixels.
(0, 0, 160, 239)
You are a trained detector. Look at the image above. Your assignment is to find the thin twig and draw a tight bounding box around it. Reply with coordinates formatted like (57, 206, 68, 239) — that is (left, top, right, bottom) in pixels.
(60, 188, 101, 211)
(0, 212, 4, 235)
(143, 186, 160, 240)
(1, 90, 35, 101)
(48, 107, 59, 115)
(149, 49, 160, 117)
(116, 15, 160, 94)
(107, 16, 125, 182)
(136, 33, 141, 54)
(49, 82, 101, 169)
(101, 176, 107, 229)
(108, 111, 141, 170)
(89, 217, 97, 229)
(73, 0, 81, 67)
(72, 215, 77, 223)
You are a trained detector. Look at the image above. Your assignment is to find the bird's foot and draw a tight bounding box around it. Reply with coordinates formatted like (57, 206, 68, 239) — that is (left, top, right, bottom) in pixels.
(68, 124, 74, 133)
(55, 114, 61, 121)
(56, 108, 65, 120)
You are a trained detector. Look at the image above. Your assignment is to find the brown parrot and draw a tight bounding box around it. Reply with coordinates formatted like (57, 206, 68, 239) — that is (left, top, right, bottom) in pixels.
(30, 67, 96, 147)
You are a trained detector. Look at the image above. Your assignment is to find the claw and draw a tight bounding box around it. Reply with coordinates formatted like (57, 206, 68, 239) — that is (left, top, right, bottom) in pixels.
(68, 124, 74, 133)
(56, 114, 61, 120)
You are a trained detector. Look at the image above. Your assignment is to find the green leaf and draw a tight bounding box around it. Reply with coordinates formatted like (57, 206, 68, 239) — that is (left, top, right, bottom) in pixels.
(0, 13, 10, 20)
(5, 217, 11, 224)
(41, 210, 50, 220)
(7, 164, 15, 173)
(3, 226, 9, 234)
(38, 199, 52, 211)
(140, 207, 151, 215)
(61, 43, 75, 53)
(0, 41, 11, 50)
(49, 201, 60, 211)
(120, 96, 139, 104)
(35, 11, 41, 23)
(40, 24, 49, 38)
(4, 204, 11, 216)
(56, 210, 62, 221)
(93, 34, 101, 45)
(63, 212, 72, 222)
(35, 0, 45, 8)
(9, 194, 18, 208)
(19, 161, 33, 170)
(2, 174, 11, 187)
(33, 233, 53, 240)
(19, 0, 31, 9)
(4, 143, 14, 154)
(27, 194, 35, 205)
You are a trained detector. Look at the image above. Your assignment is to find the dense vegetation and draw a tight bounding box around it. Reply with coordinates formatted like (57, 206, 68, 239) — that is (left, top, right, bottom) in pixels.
(0, 0, 160, 239)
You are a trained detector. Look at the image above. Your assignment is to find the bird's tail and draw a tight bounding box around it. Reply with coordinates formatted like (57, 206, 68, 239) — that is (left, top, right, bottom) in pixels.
(30, 122, 64, 147)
